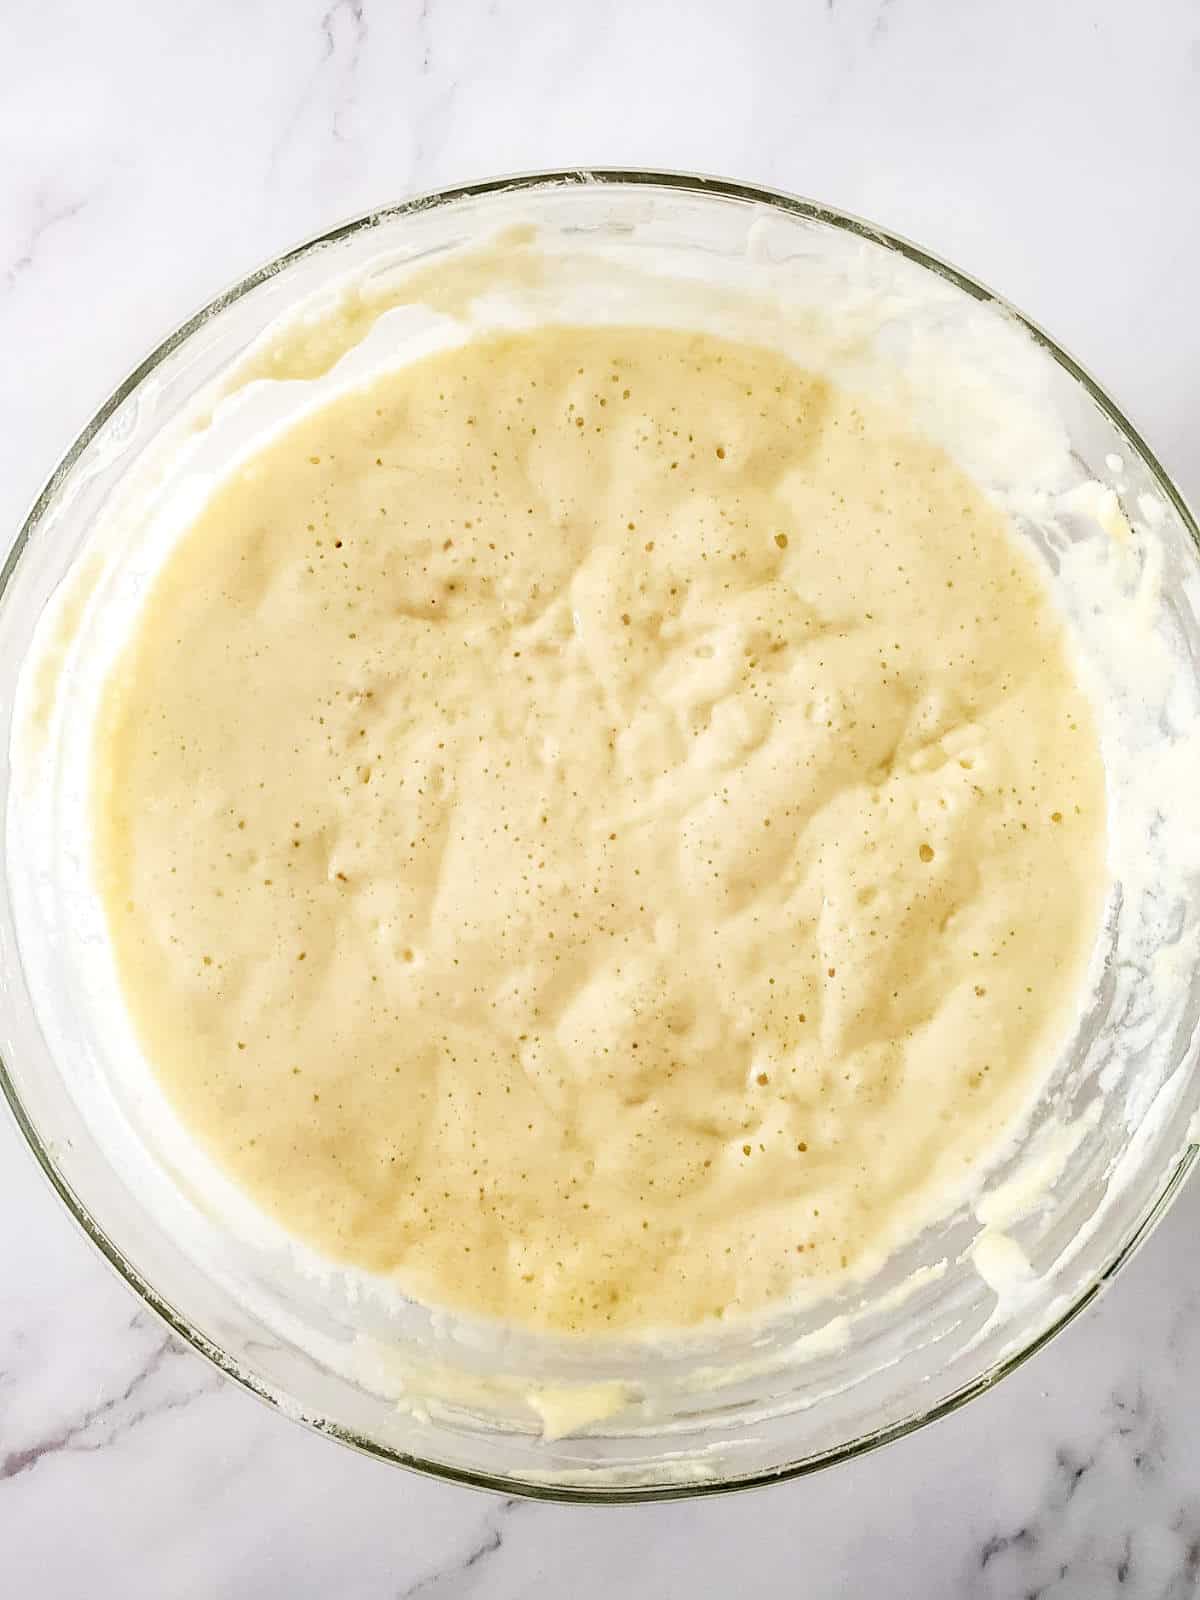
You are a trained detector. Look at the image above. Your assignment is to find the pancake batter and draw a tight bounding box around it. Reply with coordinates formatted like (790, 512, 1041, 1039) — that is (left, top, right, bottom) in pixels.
(93, 326, 1107, 1335)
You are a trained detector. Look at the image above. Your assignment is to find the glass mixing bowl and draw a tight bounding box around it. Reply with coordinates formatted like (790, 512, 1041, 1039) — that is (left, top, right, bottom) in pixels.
(2, 171, 1199, 1502)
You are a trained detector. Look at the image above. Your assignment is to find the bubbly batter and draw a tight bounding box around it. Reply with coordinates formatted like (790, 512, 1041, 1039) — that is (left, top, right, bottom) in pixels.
(93, 326, 1107, 1334)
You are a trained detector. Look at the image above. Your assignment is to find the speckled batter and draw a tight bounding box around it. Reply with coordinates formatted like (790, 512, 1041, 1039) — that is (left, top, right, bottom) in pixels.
(93, 326, 1107, 1334)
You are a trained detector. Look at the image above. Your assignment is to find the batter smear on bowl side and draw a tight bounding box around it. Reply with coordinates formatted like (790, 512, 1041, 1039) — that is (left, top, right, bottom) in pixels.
(93, 326, 1107, 1334)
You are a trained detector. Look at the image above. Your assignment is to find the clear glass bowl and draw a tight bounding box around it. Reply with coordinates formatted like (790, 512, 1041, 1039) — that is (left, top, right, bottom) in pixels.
(2, 171, 1199, 1502)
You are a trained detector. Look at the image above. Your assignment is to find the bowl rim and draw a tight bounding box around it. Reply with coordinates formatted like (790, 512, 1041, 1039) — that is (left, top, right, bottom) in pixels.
(3, 165, 1198, 1504)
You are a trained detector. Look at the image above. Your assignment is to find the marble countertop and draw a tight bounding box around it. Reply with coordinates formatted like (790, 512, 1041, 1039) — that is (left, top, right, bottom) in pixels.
(3, 1, 1199, 1594)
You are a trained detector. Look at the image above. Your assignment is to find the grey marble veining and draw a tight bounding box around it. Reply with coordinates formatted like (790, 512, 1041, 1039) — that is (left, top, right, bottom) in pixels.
(2, 1, 1199, 1593)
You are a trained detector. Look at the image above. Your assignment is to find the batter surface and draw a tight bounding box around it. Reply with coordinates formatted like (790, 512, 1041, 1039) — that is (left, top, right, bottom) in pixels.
(94, 326, 1107, 1334)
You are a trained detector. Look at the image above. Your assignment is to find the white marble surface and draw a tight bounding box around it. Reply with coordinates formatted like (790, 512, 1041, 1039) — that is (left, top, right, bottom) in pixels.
(2, 1, 1199, 1593)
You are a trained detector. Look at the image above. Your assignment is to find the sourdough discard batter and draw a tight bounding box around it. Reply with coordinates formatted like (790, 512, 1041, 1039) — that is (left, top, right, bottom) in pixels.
(93, 326, 1106, 1334)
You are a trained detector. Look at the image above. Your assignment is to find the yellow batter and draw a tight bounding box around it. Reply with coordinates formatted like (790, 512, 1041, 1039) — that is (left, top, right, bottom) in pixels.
(93, 326, 1106, 1335)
